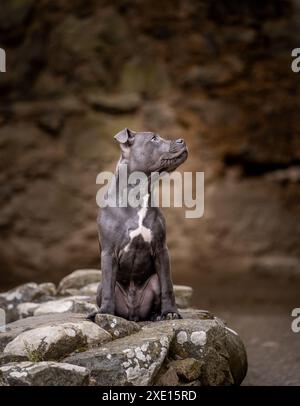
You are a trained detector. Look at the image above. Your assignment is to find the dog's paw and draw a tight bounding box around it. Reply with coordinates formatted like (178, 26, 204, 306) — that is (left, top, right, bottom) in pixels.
(99, 307, 115, 315)
(160, 311, 182, 320)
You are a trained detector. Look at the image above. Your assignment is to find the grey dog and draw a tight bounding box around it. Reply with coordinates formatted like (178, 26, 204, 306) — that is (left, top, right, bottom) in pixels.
(88, 128, 188, 322)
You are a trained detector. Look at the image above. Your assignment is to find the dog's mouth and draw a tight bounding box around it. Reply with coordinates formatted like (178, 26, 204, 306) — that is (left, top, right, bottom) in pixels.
(160, 148, 188, 173)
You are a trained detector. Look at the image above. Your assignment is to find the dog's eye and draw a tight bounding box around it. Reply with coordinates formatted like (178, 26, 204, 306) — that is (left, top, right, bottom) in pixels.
(151, 135, 158, 142)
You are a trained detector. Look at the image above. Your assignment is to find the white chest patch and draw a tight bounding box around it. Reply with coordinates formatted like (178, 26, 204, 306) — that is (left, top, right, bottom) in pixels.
(124, 194, 152, 252)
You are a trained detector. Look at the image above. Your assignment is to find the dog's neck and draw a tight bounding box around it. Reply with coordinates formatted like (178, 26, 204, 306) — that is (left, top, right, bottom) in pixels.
(108, 158, 154, 209)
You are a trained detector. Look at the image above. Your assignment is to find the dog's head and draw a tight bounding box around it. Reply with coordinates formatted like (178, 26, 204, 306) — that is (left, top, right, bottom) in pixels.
(114, 128, 188, 175)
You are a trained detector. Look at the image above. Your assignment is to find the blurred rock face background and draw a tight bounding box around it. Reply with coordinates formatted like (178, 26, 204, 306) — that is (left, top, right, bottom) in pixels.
(0, 0, 300, 311)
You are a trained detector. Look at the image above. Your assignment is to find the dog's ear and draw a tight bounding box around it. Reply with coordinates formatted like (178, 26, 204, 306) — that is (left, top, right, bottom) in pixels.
(114, 128, 135, 157)
(114, 128, 135, 145)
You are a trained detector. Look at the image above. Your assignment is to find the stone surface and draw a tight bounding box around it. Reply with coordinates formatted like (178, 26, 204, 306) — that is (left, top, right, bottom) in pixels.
(79, 283, 98, 296)
(57, 270, 101, 294)
(169, 358, 203, 382)
(64, 324, 174, 386)
(0, 267, 247, 386)
(0, 361, 89, 386)
(0, 283, 58, 322)
(33, 296, 97, 317)
(64, 317, 246, 386)
(3, 321, 111, 361)
(157, 318, 246, 385)
(173, 285, 193, 309)
(94, 314, 140, 339)
(154, 366, 179, 386)
(0, 303, 247, 386)
(0, 353, 29, 366)
(38, 283, 57, 297)
(0, 313, 86, 352)
(16, 302, 39, 319)
(163, 308, 215, 321)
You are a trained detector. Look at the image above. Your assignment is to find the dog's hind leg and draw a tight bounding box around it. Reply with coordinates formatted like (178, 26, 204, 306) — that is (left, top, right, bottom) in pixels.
(115, 276, 161, 321)
(114, 283, 130, 320)
(88, 276, 161, 322)
(137, 274, 161, 321)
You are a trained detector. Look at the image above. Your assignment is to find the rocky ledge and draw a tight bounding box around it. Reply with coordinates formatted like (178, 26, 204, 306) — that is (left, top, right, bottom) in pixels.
(0, 270, 247, 386)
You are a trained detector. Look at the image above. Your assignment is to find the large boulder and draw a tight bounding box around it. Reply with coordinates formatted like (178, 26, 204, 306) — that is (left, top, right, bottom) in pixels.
(3, 321, 111, 361)
(33, 296, 97, 317)
(64, 316, 247, 386)
(0, 313, 87, 352)
(64, 324, 175, 386)
(0, 361, 89, 386)
(57, 270, 101, 295)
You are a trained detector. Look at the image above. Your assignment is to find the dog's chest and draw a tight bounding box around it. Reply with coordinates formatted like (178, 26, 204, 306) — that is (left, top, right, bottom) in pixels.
(123, 195, 152, 253)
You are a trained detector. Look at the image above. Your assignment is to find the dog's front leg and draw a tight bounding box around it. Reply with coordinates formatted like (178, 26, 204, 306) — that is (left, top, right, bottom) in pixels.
(99, 250, 117, 315)
(155, 245, 181, 320)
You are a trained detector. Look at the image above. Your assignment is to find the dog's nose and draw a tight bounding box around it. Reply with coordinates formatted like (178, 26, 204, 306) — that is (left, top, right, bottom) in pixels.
(175, 138, 185, 145)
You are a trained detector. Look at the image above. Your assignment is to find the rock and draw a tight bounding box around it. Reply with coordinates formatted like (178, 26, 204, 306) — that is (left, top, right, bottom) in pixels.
(0, 362, 89, 386)
(170, 320, 211, 359)
(180, 379, 201, 386)
(0, 353, 28, 366)
(154, 366, 179, 386)
(86, 92, 141, 114)
(94, 314, 140, 339)
(0, 313, 86, 352)
(223, 325, 248, 386)
(33, 296, 97, 317)
(0, 283, 49, 305)
(61, 283, 99, 297)
(58, 270, 101, 294)
(169, 358, 202, 382)
(3, 321, 111, 361)
(64, 314, 247, 386)
(64, 324, 174, 386)
(149, 318, 247, 385)
(0, 309, 247, 386)
(175, 308, 214, 320)
(79, 283, 98, 296)
(174, 285, 193, 309)
(16, 302, 39, 319)
(0, 309, 5, 333)
(0, 283, 57, 322)
(38, 283, 57, 297)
